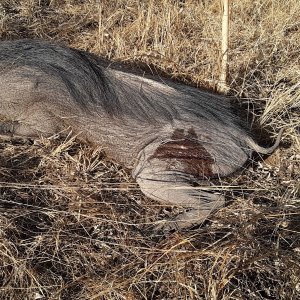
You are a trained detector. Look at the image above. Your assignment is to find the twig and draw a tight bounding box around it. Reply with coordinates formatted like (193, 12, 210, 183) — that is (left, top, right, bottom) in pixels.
(218, 0, 230, 94)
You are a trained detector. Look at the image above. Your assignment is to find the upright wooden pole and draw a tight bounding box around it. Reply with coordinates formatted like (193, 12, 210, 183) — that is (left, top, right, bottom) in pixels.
(218, 0, 230, 93)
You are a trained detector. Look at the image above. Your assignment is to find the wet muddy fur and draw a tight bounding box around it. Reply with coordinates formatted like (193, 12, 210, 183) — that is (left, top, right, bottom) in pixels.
(0, 39, 281, 230)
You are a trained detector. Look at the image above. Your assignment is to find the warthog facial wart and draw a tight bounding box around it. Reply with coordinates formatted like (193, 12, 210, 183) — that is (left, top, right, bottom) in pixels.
(0, 39, 282, 231)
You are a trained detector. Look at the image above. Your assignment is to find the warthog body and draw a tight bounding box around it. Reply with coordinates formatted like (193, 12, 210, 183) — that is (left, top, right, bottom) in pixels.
(0, 39, 281, 230)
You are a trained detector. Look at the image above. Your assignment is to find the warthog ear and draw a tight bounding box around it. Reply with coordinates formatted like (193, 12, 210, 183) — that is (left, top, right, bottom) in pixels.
(136, 171, 225, 231)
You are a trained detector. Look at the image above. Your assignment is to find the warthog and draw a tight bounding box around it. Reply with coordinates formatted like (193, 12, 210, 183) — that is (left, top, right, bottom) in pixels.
(0, 39, 281, 230)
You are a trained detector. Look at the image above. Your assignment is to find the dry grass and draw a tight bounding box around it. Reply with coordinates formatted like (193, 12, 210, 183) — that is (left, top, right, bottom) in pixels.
(0, 0, 299, 299)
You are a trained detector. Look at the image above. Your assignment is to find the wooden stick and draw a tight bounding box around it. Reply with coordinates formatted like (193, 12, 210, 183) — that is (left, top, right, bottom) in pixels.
(218, 0, 230, 94)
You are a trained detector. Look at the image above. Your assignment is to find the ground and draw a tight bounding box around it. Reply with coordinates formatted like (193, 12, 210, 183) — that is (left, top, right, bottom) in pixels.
(0, 1, 299, 299)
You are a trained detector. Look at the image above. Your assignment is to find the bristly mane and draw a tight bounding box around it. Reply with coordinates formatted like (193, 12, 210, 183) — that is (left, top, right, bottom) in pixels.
(0, 39, 245, 129)
(0, 39, 120, 114)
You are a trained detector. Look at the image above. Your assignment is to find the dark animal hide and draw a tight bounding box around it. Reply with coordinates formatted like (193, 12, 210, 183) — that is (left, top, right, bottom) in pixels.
(0, 39, 281, 230)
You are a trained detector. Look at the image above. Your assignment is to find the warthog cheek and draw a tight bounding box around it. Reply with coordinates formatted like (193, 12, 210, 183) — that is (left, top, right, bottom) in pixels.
(151, 128, 215, 179)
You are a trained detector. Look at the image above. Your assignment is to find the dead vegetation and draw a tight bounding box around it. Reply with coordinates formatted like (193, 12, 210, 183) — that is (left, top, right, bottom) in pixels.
(0, 0, 299, 299)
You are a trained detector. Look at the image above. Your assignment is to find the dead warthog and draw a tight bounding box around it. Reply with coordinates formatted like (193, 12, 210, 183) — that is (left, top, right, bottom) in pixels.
(0, 39, 281, 230)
